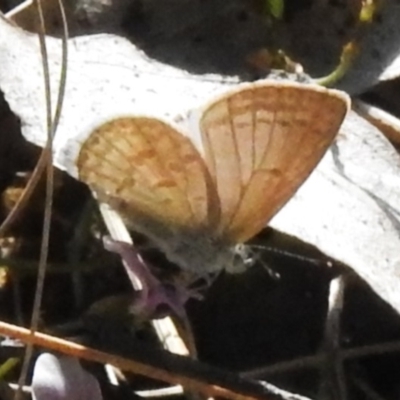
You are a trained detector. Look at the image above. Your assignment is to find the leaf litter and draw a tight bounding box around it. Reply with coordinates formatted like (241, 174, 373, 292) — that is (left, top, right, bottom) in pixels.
(1, 1, 400, 399)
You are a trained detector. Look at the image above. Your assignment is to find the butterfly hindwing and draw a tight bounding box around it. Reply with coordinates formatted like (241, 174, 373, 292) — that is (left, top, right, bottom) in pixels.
(199, 81, 350, 243)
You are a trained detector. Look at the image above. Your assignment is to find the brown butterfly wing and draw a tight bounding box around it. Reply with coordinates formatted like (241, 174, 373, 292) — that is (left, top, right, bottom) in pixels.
(199, 81, 350, 243)
(77, 117, 219, 230)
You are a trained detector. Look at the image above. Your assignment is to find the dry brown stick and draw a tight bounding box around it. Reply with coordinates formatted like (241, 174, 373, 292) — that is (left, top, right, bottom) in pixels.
(13, 0, 69, 396)
(0, 320, 305, 400)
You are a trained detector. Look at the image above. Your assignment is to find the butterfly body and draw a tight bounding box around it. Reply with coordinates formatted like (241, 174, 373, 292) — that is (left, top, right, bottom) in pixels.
(77, 80, 350, 276)
(133, 228, 239, 275)
(93, 187, 245, 274)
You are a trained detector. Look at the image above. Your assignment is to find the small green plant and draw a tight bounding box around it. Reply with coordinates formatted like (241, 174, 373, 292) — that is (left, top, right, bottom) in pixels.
(264, 0, 284, 20)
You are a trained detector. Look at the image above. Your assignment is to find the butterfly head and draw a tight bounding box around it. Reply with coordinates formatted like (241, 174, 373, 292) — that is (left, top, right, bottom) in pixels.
(228, 243, 257, 273)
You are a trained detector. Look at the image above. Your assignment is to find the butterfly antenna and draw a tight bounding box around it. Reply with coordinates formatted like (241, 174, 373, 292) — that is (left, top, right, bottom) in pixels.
(250, 244, 335, 269)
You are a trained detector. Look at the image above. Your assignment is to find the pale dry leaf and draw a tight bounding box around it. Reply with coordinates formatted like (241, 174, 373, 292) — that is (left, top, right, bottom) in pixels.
(379, 55, 400, 82)
(71, 0, 400, 94)
(109, 0, 400, 94)
(0, 14, 239, 173)
(271, 110, 400, 312)
(353, 99, 400, 145)
(32, 353, 103, 400)
(1, 17, 400, 313)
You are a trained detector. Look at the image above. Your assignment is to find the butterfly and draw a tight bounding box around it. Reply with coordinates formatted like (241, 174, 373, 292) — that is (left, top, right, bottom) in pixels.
(76, 80, 350, 277)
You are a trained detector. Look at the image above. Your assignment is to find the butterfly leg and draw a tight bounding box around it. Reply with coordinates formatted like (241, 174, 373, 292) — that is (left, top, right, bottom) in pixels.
(103, 237, 195, 318)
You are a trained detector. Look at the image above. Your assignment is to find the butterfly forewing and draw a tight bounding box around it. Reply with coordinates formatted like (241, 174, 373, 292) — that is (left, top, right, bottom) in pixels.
(199, 82, 350, 243)
(133, 117, 220, 227)
(77, 117, 217, 229)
